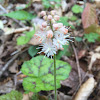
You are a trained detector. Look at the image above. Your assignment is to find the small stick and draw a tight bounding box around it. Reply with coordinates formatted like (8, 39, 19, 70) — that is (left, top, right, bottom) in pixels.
(71, 43, 81, 85)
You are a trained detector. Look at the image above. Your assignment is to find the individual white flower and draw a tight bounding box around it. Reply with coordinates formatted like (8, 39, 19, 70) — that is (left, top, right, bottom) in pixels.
(34, 31, 47, 43)
(54, 15, 60, 21)
(48, 15, 53, 20)
(37, 39, 57, 58)
(53, 24, 59, 30)
(51, 10, 56, 16)
(40, 11, 46, 16)
(42, 22, 47, 28)
(58, 26, 68, 34)
(43, 16, 47, 20)
(58, 23, 63, 28)
(47, 30, 53, 38)
(53, 31, 71, 49)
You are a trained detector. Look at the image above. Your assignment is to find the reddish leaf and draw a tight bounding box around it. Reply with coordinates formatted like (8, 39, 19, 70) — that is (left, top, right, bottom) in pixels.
(82, 3, 98, 29)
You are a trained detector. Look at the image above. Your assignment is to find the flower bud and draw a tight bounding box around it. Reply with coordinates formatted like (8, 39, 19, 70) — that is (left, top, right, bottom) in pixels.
(64, 29, 68, 34)
(47, 30, 53, 38)
(58, 23, 63, 28)
(51, 10, 56, 15)
(53, 24, 59, 30)
(40, 26, 44, 31)
(40, 11, 46, 16)
(54, 15, 60, 21)
(43, 16, 47, 20)
(59, 27, 68, 34)
(51, 19, 56, 24)
(46, 26, 50, 31)
(42, 22, 47, 28)
(48, 15, 52, 20)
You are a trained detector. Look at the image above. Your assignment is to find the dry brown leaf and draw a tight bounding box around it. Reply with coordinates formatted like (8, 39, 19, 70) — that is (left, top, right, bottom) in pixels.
(88, 52, 100, 70)
(0, 80, 15, 93)
(23, 92, 33, 100)
(74, 77, 96, 100)
(95, 46, 100, 52)
(9, 60, 18, 73)
(58, 92, 72, 100)
(78, 50, 86, 59)
(95, 0, 100, 8)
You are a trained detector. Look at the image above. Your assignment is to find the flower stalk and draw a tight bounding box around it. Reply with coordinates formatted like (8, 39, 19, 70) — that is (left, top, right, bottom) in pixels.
(54, 54, 57, 100)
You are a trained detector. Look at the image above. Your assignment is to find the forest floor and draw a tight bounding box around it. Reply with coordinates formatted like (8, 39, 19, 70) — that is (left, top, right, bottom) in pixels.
(0, 0, 100, 100)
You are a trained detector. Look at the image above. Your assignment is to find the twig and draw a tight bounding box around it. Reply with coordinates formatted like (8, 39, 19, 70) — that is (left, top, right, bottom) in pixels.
(4, 27, 32, 35)
(14, 71, 22, 86)
(71, 43, 81, 85)
(0, 5, 8, 13)
(0, 4, 25, 27)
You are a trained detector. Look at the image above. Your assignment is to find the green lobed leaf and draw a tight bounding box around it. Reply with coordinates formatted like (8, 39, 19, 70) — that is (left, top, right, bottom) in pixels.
(3, 10, 35, 20)
(21, 55, 71, 93)
(17, 30, 35, 45)
(0, 90, 22, 100)
(28, 46, 39, 57)
(72, 5, 83, 14)
(84, 32, 99, 43)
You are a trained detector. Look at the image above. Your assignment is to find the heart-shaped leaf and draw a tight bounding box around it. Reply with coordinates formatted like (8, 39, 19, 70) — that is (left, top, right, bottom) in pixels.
(21, 55, 71, 93)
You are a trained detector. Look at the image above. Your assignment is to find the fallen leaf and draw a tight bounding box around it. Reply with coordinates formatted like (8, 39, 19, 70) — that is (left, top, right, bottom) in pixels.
(82, 3, 98, 29)
(78, 50, 86, 59)
(0, 80, 15, 93)
(95, 0, 100, 8)
(88, 52, 100, 70)
(74, 77, 96, 100)
(23, 92, 33, 100)
(9, 60, 18, 73)
(58, 92, 72, 100)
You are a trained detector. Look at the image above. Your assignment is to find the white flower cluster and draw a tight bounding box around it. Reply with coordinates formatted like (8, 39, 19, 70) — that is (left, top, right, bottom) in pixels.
(34, 10, 73, 58)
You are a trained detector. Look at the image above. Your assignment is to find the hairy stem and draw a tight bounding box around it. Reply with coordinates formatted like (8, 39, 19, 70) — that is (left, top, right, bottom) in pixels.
(54, 54, 57, 100)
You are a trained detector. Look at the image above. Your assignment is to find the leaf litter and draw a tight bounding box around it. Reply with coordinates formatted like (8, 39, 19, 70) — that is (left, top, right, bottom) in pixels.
(0, 0, 100, 100)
